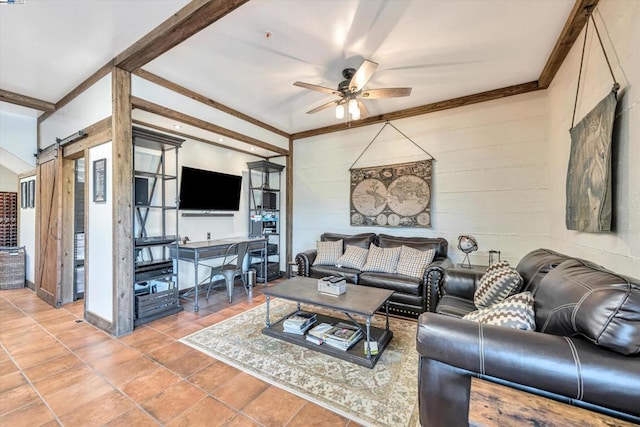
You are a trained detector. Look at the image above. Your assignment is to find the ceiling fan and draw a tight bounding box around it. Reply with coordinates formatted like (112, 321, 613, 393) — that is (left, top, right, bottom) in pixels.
(293, 59, 412, 120)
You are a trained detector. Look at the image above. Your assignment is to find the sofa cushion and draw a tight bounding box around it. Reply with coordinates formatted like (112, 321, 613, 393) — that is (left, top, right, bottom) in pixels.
(335, 245, 369, 270)
(396, 245, 435, 279)
(474, 261, 523, 309)
(312, 239, 343, 266)
(321, 232, 376, 250)
(536, 259, 640, 355)
(362, 244, 401, 273)
(376, 234, 449, 259)
(463, 292, 536, 330)
(515, 248, 571, 293)
(359, 272, 421, 295)
(435, 294, 477, 317)
(309, 265, 360, 284)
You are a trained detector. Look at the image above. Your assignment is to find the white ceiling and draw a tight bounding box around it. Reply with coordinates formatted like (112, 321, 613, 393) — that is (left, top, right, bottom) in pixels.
(1, 0, 576, 135)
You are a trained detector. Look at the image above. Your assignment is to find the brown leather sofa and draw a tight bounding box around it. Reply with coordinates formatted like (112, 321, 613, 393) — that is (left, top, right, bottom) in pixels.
(295, 232, 452, 317)
(416, 248, 640, 425)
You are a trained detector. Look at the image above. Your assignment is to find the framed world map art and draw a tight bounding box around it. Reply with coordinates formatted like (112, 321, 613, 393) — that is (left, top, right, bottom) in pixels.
(350, 160, 432, 228)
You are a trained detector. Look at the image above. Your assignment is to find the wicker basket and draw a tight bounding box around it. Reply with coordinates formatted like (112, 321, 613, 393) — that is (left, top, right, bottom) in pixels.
(0, 246, 26, 290)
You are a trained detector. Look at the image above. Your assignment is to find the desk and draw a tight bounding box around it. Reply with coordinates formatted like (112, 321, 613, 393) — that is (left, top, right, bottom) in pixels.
(172, 237, 267, 312)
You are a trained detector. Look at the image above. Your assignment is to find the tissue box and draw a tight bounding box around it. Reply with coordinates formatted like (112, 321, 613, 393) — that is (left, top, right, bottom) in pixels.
(317, 278, 346, 295)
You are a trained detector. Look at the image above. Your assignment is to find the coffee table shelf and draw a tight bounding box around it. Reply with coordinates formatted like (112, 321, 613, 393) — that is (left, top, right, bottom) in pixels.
(262, 277, 394, 368)
(263, 312, 392, 368)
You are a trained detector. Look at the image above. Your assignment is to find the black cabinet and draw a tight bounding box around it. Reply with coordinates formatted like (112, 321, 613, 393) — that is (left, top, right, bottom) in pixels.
(247, 160, 284, 281)
(132, 127, 184, 326)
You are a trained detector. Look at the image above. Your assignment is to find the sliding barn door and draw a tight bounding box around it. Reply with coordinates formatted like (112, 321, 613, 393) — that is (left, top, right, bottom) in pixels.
(36, 153, 63, 307)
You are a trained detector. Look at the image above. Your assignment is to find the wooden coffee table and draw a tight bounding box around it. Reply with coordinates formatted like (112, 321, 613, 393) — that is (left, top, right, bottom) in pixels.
(262, 276, 394, 368)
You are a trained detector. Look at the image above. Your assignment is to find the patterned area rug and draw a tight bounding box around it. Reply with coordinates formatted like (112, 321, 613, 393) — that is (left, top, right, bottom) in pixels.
(181, 299, 420, 427)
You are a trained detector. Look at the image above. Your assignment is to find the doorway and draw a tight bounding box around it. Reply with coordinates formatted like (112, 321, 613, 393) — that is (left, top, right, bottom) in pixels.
(73, 158, 85, 300)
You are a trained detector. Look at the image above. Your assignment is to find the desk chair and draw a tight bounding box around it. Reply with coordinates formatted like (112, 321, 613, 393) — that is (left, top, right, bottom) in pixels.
(206, 241, 250, 303)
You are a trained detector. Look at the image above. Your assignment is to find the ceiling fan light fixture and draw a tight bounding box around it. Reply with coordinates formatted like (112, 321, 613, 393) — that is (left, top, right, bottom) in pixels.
(335, 104, 344, 119)
(351, 108, 361, 120)
(348, 98, 358, 114)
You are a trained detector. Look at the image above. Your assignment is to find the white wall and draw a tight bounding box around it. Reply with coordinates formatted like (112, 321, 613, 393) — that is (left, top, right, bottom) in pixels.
(0, 110, 37, 167)
(86, 142, 113, 322)
(149, 137, 286, 290)
(292, 0, 639, 277)
(0, 165, 18, 192)
(547, 0, 639, 275)
(39, 73, 112, 150)
(18, 175, 36, 285)
(293, 91, 550, 267)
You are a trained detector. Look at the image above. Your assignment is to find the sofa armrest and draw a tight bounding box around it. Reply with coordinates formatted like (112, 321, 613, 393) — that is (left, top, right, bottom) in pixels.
(295, 250, 317, 277)
(424, 257, 453, 312)
(416, 313, 640, 424)
(441, 267, 484, 300)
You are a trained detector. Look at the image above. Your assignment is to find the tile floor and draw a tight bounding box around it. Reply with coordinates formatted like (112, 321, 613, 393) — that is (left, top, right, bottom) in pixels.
(0, 282, 363, 426)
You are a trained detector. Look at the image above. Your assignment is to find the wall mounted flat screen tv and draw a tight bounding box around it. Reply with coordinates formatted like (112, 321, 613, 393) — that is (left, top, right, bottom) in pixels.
(179, 166, 242, 211)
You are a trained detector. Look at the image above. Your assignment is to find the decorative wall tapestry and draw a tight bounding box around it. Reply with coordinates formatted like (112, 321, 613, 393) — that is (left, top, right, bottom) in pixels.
(565, 9, 619, 232)
(566, 91, 616, 232)
(350, 159, 432, 228)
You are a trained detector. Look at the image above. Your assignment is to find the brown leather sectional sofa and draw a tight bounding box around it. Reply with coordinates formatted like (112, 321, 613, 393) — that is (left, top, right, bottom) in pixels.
(416, 248, 640, 425)
(295, 232, 452, 318)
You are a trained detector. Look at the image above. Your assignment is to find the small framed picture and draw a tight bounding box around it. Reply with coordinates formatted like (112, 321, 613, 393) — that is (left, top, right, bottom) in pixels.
(20, 182, 27, 208)
(28, 179, 35, 208)
(93, 158, 107, 203)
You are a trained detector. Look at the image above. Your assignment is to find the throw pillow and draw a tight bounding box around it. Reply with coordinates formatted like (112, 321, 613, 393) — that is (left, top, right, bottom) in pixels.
(463, 292, 536, 331)
(362, 244, 402, 274)
(396, 245, 435, 279)
(335, 245, 369, 270)
(312, 239, 343, 266)
(474, 261, 523, 308)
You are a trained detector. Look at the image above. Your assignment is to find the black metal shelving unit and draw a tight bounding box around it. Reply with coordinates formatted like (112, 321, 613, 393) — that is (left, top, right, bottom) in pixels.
(247, 160, 284, 282)
(132, 127, 184, 326)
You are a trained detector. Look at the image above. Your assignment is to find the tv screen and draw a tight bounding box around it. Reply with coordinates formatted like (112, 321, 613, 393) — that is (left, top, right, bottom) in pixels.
(179, 166, 242, 211)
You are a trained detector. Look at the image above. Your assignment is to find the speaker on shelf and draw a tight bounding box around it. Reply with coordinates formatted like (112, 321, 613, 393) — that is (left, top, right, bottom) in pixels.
(135, 177, 149, 206)
(262, 191, 277, 210)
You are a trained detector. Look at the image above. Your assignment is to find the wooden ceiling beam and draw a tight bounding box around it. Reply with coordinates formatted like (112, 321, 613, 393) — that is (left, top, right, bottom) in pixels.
(133, 69, 289, 138)
(132, 119, 266, 158)
(291, 81, 541, 140)
(131, 96, 288, 155)
(115, 0, 250, 72)
(538, 0, 600, 89)
(0, 89, 55, 113)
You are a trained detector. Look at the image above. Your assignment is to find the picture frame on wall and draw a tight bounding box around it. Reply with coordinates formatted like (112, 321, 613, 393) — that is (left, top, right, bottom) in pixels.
(93, 158, 107, 203)
(28, 179, 35, 208)
(20, 182, 27, 209)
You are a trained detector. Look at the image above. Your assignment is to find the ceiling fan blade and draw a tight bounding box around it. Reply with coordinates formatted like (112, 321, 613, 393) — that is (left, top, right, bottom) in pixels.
(356, 99, 369, 118)
(349, 59, 378, 93)
(361, 87, 412, 99)
(293, 81, 340, 96)
(306, 99, 339, 114)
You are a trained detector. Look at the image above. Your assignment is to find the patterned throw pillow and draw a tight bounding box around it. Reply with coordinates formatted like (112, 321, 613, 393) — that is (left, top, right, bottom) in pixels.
(474, 261, 523, 308)
(396, 246, 435, 279)
(362, 244, 402, 273)
(312, 239, 343, 266)
(335, 245, 369, 270)
(463, 292, 536, 330)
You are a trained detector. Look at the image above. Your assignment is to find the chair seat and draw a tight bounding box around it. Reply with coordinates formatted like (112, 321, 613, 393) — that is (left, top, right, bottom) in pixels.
(206, 241, 250, 303)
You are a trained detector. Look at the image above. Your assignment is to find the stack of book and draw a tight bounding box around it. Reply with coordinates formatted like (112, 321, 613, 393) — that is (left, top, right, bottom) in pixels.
(283, 311, 317, 334)
(323, 322, 363, 351)
(305, 322, 335, 345)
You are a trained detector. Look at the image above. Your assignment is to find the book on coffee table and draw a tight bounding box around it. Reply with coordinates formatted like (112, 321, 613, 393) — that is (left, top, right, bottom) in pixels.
(283, 311, 317, 334)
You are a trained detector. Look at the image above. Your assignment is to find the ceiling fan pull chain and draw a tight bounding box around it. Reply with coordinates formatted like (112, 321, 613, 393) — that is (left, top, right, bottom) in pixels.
(349, 121, 435, 171)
